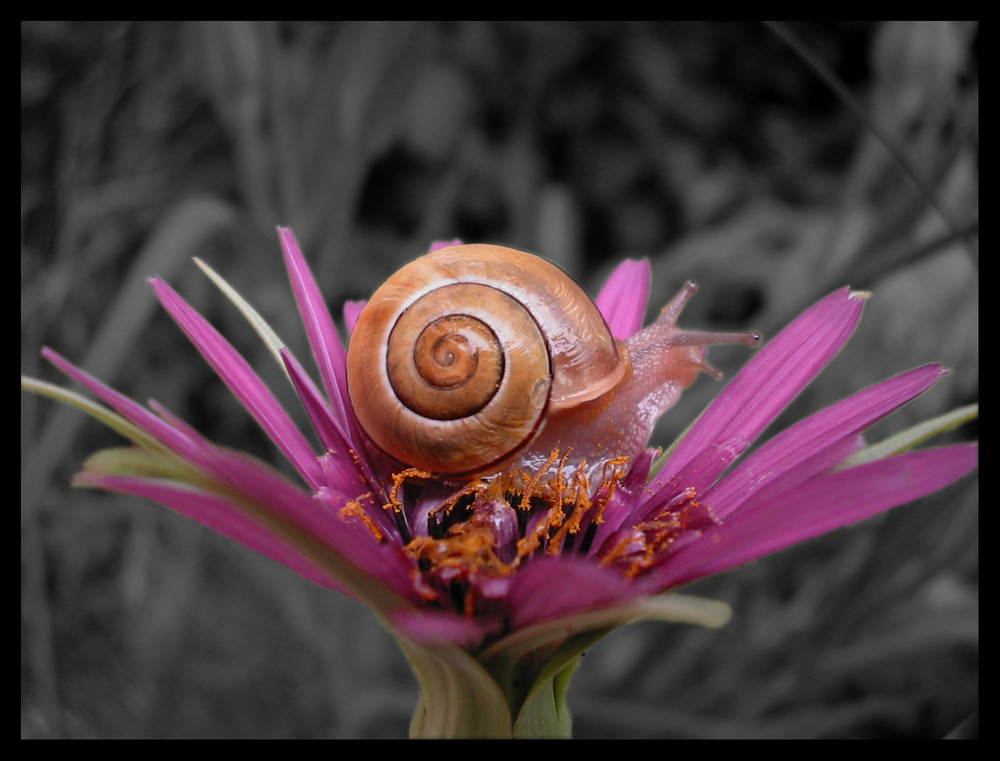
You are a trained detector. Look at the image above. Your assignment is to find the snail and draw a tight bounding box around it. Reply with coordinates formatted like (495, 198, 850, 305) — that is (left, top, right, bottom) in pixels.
(346, 244, 760, 480)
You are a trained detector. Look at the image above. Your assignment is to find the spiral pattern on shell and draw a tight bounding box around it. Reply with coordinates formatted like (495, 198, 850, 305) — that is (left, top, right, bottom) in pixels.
(346, 244, 625, 477)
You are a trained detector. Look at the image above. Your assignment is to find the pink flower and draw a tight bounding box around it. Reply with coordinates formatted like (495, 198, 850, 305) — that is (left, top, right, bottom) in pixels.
(25, 228, 976, 737)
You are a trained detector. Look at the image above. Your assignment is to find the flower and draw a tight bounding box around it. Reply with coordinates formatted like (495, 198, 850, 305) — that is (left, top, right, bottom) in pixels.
(23, 228, 977, 738)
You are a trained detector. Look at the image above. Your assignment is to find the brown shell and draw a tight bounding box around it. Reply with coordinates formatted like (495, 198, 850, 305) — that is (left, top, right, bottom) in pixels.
(346, 244, 625, 476)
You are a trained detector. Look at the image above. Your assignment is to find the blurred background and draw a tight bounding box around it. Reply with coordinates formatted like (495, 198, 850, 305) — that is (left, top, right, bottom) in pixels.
(21, 21, 977, 738)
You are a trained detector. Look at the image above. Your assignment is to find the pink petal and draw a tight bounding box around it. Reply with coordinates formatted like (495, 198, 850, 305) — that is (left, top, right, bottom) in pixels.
(652, 288, 866, 496)
(704, 364, 949, 520)
(389, 608, 500, 649)
(278, 227, 353, 436)
(280, 348, 344, 454)
(594, 259, 651, 339)
(635, 433, 751, 525)
(582, 448, 658, 545)
(280, 347, 384, 501)
(343, 300, 366, 334)
(196, 446, 418, 597)
(151, 277, 326, 489)
(77, 472, 347, 592)
(43, 347, 218, 469)
(653, 443, 978, 588)
(281, 349, 396, 544)
(147, 398, 211, 441)
(508, 556, 642, 630)
(44, 347, 418, 601)
(706, 433, 864, 521)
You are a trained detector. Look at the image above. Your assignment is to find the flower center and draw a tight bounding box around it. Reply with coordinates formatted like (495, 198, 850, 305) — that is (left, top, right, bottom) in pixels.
(337, 450, 721, 621)
(387, 450, 631, 616)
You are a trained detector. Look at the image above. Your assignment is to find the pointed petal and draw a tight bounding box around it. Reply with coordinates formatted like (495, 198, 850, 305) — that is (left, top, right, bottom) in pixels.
(279, 347, 393, 509)
(652, 288, 866, 495)
(594, 259, 651, 339)
(150, 277, 325, 489)
(705, 364, 949, 520)
(24, 372, 175, 458)
(194, 256, 288, 373)
(278, 227, 353, 432)
(43, 347, 213, 466)
(280, 347, 349, 454)
(429, 239, 464, 251)
(118, 436, 419, 608)
(187, 445, 418, 601)
(653, 443, 978, 588)
(147, 398, 211, 442)
(709, 433, 864, 522)
(43, 347, 419, 606)
(77, 472, 347, 592)
(636, 433, 750, 524)
(343, 300, 366, 334)
(281, 348, 383, 510)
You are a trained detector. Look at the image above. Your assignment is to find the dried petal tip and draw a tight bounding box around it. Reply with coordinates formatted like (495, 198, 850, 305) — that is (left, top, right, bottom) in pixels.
(849, 290, 873, 300)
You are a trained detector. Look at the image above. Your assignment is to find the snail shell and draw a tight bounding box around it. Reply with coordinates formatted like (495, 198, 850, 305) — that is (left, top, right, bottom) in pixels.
(347, 244, 626, 477)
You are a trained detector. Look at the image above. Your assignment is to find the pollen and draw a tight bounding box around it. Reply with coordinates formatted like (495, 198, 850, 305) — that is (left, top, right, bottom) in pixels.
(599, 485, 720, 579)
(385, 467, 433, 512)
(339, 496, 384, 542)
(395, 448, 636, 617)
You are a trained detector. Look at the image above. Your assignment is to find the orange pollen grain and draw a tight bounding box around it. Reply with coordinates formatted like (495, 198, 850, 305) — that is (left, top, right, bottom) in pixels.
(384, 467, 433, 512)
(517, 448, 565, 506)
(599, 485, 717, 579)
(546, 467, 593, 555)
(654, 486, 699, 521)
(592, 456, 630, 524)
(338, 498, 384, 542)
(406, 522, 514, 582)
(394, 448, 642, 612)
(428, 481, 483, 519)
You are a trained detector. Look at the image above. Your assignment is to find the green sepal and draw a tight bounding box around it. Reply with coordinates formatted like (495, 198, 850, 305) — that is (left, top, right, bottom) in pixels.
(396, 591, 728, 738)
(76, 446, 216, 489)
(484, 592, 729, 737)
(194, 257, 289, 376)
(511, 652, 582, 738)
(840, 402, 978, 469)
(22, 376, 174, 456)
(397, 637, 513, 738)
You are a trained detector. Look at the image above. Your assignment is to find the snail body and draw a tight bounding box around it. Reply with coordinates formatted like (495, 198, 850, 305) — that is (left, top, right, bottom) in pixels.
(346, 244, 759, 480)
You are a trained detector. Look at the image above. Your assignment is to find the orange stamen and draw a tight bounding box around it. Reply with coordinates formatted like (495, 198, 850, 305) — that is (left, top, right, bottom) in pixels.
(338, 497, 384, 542)
(385, 467, 433, 512)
